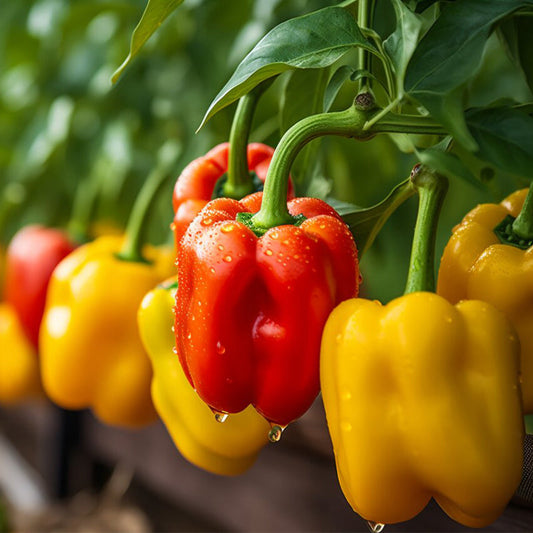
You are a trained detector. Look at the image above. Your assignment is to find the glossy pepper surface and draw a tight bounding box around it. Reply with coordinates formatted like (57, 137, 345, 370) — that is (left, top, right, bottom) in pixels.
(176, 192, 359, 426)
(171, 142, 293, 246)
(40, 235, 175, 428)
(321, 292, 524, 528)
(437, 188, 533, 412)
(0, 303, 41, 403)
(4, 225, 76, 348)
(138, 280, 270, 475)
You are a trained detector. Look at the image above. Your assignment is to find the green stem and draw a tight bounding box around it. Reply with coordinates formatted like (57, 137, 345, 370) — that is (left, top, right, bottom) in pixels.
(363, 29, 395, 99)
(117, 167, 167, 263)
(224, 83, 268, 199)
(512, 181, 533, 240)
(251, 106, 369, 230)
(358, 0, 371, 92)
(67, 171, 102, 244)
(370, 113, 448, 135)
(404, 165, 448, 294)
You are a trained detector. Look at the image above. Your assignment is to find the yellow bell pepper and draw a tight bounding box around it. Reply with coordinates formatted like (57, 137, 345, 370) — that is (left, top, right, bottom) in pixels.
(138, 280, 270, 475)
(0, 303, 41, 403)
(40, 235, 175, 428)
(437, 188, 533, 412)
(321, 292, 524, 528)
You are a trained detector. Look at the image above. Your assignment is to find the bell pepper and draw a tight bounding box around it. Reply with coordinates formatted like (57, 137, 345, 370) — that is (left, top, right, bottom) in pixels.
(321, 292, 524, 527)
(138, 280, 270, 475)
(175, 192, 359, 427)
(4, 225, 76, 348)
(437, 188, 533, 412)
(321, 168, 524, 528)
(0, 303, 41, 403)
(171, 142, 294, 246)
(39, 235, 175, 428)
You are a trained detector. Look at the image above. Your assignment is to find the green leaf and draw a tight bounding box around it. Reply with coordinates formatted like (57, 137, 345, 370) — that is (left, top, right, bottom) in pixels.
(323, 65, 354, 112)
(111, 0, 184, 84)
(199, 6, 375, 129)
(330, 178, 416, 256)
(383, 0, 424, 97)
(404, 0, 533, 150)
(500, 16, 533, 93)
(413, 140, 485, 190)
(466, 106, 533, 179)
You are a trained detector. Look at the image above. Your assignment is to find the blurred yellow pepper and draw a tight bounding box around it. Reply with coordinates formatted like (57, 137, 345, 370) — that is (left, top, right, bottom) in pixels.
(437, 188, 533, 412)
(321, 292, 524, 528)
(0, 303, 41, 403)
(138, 280, 270, 475)
(40, 235, 175, 428)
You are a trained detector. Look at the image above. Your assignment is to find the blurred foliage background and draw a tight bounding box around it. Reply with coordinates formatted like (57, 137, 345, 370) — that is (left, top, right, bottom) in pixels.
(0, 0, 529, 302)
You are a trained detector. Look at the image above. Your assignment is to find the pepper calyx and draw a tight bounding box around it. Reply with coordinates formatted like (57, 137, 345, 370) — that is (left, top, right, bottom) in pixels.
(212, 172, 263, 200)
(494, 214, 533, 250)
(236, 211, 306, 237)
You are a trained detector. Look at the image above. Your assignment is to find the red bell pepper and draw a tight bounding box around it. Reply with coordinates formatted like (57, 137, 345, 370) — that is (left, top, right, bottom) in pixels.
(175, 193, 359, 426)
(4, 225, 76, 348)
(171, 142, 294, 246)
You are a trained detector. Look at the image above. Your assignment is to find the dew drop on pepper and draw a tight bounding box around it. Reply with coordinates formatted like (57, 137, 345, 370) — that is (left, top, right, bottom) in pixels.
(216, 341, 226, 354)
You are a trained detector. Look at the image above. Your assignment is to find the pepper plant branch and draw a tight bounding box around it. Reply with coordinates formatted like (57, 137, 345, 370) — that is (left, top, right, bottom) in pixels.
(369, 112, 448, 135)
(404, 166, 448, 295)
(252, 106, 370, 230)
(362, 28, 395, 99)
(512, 181, 533, 240)
(357, 0, 371, 92)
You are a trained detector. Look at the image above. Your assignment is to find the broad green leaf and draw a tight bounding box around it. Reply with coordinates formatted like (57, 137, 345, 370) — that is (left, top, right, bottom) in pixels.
(199, 6, 375, 129)
(466, 106, 533, 179)
(414, 141, 485, 190)
(111, 0, 184, 84)
(329, 178, 416, 256)
(500, 16, 533, 94)
(405, 0, 533, 150)
(383, 0, 423, 98)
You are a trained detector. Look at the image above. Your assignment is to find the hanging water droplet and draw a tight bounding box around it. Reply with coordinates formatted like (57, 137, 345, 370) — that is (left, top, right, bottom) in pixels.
(216, 341, 226, 354)
(367, 521, 385, 533)
(223, 255, 233, 263)
(202, 217, 213, 226)
(268, 424, 286, 443)
(221, 224, 234, 233)
(217, 244, 224, 251)
(265, 249, 273, 256)
(210, 267, 216, 274)
(213, 411, 228, 423)
(270, 231, 279, 240)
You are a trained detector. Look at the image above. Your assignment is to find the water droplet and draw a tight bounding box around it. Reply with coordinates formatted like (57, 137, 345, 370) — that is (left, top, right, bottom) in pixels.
(283, 239, 290, 245)
(294, 254, 300, 260)
(212, 410, 228, 423)
(187, 333, 192, 340)
(172, 347, 177, 354)
(319, 224, 326, 230)
(341, 421, 352, 432)
(444, 316, 452, 324)
(336, 333, 343, 344)
(210, 267, 216, 274)
(268, 424, 286, 443)
(223, 255, 233, 263)
(217, 244, 224, 251)
(171, 325, 175, 332)
(270, 231, 279, 240)
(278, 252, 284, 257)
(509, 334, 516, 342)
(221, 225, 234, 233)
(202, 218, 213, 226)
(216, 341, 226, 354)
(265, 249, 273, 256)
(367, 521, 385, 533)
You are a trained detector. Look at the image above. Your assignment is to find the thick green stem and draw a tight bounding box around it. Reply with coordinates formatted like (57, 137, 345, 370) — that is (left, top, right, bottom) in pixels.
(358, 0, 372, 92)
(224, 87, 265, 198)
(512, 181, 533, 240)
(117, 167, 168, 263)
(251, 106, 369, 230)
(67, 172, 101, 244)
(404, 166, 448, 294)
(369, 113, 447, 135)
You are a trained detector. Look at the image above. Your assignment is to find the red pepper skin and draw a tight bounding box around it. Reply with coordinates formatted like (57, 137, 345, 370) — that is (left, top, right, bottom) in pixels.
(175, 194, 359, 426)
(4, 225, 76, 348)
(171, 143, 294, 247)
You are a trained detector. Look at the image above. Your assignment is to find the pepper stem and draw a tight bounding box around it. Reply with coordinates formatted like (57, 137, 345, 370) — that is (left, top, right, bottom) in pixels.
(67, 170, 102, 244)
(224, 80, 272, 199)
(404, 165, 448, 295)
(512, 181, 533, 240)
(117, 141, 181, 263)
(251, 106, 370, 230)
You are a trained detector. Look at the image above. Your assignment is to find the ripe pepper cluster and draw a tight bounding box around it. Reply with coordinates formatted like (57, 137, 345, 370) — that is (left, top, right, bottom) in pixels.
(1, 134, 532, 531)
